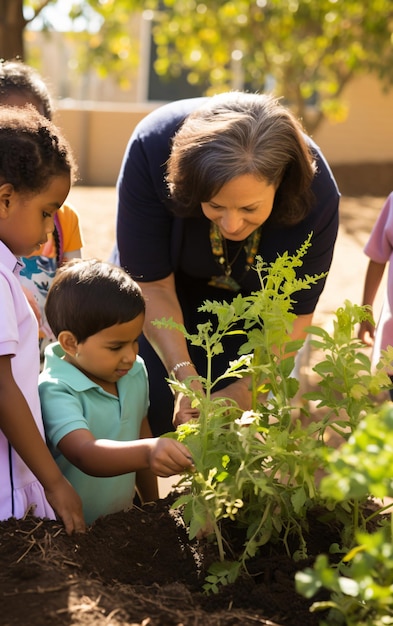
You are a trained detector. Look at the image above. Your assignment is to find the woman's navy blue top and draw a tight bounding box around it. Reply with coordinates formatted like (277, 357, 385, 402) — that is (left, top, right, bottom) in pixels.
(117, 97, 339, 315)
(116, 97, 340, 435)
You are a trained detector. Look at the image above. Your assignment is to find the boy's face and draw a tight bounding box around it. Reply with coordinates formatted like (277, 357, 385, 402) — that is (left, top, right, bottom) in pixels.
(68, 313, 145, 388)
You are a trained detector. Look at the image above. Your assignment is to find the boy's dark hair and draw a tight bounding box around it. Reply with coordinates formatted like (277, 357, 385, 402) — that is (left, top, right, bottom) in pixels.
(45, 259, 145, 342)
(0, 105, 77, 192)
(0, 59, 53, 120)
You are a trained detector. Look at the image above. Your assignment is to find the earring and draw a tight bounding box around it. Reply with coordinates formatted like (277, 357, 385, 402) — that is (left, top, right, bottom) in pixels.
(75, 352, 79, 358)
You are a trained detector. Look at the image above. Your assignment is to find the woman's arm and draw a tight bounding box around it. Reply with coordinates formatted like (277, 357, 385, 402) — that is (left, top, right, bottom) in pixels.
(141, 272, 314, 425)
(139, 273, 196, 376)
(289, 312, 313, 343)
(140, 274, 204, 426)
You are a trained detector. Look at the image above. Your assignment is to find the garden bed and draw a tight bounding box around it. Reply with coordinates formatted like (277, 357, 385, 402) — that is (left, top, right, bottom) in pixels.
(0, 491, 342, 626)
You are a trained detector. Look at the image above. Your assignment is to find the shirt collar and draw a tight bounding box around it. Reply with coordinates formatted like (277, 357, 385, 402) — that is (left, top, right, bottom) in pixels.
(0, 240, 21, 274)
(43, 342, 102, 392)
(42, 342, 141, 395)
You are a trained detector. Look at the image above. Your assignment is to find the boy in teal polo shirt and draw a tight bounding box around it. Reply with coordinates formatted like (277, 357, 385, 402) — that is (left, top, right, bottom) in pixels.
(39, 259, 193, 525)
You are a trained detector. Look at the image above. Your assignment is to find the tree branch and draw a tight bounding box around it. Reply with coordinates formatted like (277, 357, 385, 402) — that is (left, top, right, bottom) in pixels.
(24, 0, 55, 26)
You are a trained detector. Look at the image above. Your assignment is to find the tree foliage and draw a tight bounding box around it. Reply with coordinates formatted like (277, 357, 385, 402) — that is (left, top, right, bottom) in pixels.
(1, 1, 393, 131)
(59, 0, 143, 87)
(147, 0, 393, 131)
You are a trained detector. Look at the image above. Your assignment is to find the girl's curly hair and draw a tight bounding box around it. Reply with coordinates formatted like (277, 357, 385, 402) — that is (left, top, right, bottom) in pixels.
(0, 59, 53, 120)
(0, 105, 77, 192)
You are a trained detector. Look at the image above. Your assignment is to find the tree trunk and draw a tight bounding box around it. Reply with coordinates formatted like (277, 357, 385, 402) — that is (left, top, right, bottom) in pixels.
(0, 0, 26, 60)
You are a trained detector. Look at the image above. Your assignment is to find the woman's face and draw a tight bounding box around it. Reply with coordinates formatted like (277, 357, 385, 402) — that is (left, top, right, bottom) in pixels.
(201, 174, 277, 241)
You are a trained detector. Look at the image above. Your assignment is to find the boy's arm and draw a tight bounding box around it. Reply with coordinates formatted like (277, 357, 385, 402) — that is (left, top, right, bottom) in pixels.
(57, 425, 193, 478)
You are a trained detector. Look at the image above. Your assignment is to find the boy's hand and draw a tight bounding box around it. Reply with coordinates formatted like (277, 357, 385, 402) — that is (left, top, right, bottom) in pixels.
(148, 439, 194, 477)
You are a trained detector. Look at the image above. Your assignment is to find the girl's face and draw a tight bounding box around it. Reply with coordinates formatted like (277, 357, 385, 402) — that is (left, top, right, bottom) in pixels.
(201, 174, 277, 241)
(64, 313, 145, 392)
(0, 174, 70, 257)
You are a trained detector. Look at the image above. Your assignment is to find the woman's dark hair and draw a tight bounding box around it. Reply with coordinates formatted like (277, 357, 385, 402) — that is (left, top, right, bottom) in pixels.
(0, 59, 53, 120)
(166, 91, 316, 225)
(45, 259, 145, 343)
(0, 105, 76, 193)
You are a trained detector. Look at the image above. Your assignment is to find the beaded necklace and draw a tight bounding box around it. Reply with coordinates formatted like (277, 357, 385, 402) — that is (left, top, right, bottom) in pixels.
(208, 223, 262, 291)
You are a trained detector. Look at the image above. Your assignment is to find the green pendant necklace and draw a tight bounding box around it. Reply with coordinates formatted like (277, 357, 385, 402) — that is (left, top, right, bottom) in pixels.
(208, 223, 262, 291)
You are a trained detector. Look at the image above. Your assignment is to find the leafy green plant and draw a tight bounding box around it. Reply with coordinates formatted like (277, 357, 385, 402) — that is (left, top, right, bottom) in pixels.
(296, 404, 393, 625)
(303, 305, 390, 438)
(153, 235, 391, 594)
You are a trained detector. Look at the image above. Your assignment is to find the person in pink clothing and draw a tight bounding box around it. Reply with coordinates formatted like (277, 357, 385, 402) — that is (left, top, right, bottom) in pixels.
(358, 192, 393, 399)
(0, 105, 85, 533)
(0, 59, 84, 358)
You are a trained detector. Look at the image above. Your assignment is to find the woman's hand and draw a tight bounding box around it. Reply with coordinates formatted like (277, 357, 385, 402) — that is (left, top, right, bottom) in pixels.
(173, 377, 252, 428)
(211, 378, 252, 411)
(173, 391, 200, 427)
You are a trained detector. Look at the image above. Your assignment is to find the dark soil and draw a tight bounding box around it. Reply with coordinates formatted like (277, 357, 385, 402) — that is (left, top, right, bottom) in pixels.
(0, 490, 343, 626)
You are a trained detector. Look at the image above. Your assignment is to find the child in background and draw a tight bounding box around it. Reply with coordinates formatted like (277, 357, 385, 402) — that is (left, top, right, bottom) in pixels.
(0, 59, 83, 357)
(0, 105, 85, 533)
(39, 259, 194, 525)
(358, 192, 393, 399)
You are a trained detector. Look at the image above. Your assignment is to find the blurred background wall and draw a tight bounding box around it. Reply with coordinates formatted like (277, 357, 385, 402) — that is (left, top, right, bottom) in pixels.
(52, 74, 393, 194)
(24, 22, 393, 194)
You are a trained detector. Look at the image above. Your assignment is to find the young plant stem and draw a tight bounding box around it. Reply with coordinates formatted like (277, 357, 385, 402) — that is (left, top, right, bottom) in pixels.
(242, 501, 272, 562)
(212, 518, 225, 562)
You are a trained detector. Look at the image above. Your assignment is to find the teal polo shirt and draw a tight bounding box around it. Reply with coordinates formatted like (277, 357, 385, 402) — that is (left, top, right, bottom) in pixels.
(39, 342, 149, 524)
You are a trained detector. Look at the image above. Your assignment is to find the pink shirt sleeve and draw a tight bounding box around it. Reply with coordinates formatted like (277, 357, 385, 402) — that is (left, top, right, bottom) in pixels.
(364, 192, 393, 263)
(363, 193, 393, 363)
